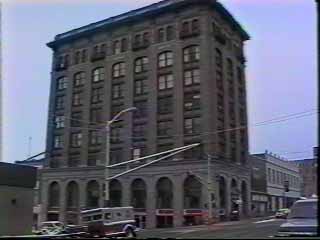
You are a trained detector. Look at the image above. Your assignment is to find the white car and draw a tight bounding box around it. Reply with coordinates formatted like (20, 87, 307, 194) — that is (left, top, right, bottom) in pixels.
(40, 221, 65, 235)
(277, 198, 318, 237)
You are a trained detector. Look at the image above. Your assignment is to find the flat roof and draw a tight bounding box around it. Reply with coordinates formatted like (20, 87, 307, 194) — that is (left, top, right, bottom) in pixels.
(0, 162, 37, 188)
(47, 0, 250, 49)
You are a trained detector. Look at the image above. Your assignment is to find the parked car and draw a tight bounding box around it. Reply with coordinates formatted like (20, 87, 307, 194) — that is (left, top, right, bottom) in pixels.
(275, 208, 290, 219)
(81, 207, 138, 238)
(39, 221, 65, 235)
(230, 210, 240, 221)
(276, 198, 318, 237)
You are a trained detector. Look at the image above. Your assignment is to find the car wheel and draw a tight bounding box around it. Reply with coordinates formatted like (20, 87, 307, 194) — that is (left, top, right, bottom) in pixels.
(125, 228, 136, 238)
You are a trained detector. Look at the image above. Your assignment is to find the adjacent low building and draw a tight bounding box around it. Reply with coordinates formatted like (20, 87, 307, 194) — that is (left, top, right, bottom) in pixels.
(293, 147, 318, 198)
(15, 156, 45, 230)
(251, 151, 302, 215)
(0, 162, 37, 236)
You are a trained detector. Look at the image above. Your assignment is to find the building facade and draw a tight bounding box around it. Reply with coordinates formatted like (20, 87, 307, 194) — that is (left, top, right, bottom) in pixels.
(252, 151, 302, 213)
(15, 157, 44, 230)
(250, 155, 269, 217)
(41, 0, 251, 228)
(293, 147, 318, 198)
(0, 162, 37, 236)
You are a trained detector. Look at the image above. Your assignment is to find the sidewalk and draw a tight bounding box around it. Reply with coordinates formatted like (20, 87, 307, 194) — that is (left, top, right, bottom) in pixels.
(140, 215, 274, 232)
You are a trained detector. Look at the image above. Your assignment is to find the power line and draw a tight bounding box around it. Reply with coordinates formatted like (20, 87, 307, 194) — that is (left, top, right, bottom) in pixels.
(48, 108, 318, 140)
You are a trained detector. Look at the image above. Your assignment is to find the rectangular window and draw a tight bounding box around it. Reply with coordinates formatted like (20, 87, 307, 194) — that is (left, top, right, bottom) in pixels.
(158, 28, 165, 42)
(110, 148, 123, 164)
(135, 57, 149, 73)
(53, 135, 64, 149)
(113, 40, 121, 55)
(158, 120, 173, 137)
(71, 112, 82, 127)
(272, 169, 276, 184)
(158, 74, 174, 90)
(89, 131, 102, 145)
(111, 126, 122, 143)
(92, 88, 103, 103)
(132, 124, 146, 139)
(54, 115, 65, 128)
(111, 104, 124, 118)
(133, 101, 148, 118)
(56, 96, 65, 110)
(112, 84, 124, 99)
(57, 77, 68, 90)
(71, 132, 82, 147)
(90, 108, 102, 123)
(92, 68, 105, 82)
(132, 148, 141, 160)
(166, 26, 174, 41)
(158, 143, 174, 153)
(184, 69, 200, 86)
(88, 154, 100, 166)
(112, 62, 126, 78)
(158, 97, 173, 114)
(72, 92, 83, 106)
(184, 92, 200, 110)
(68, 155, 80, 167)
(134, 79, 148, 95)
(74, 72, 85, 87)
(158, 52, 173, 68)
(183, 45, 200, 63)
(184, 142, 203, 159)
(268, 168, 271, 183)
(184, 117, 201, 134)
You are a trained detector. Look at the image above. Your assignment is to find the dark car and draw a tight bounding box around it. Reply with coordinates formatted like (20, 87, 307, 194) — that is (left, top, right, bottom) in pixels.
(276, 198, 318, 237)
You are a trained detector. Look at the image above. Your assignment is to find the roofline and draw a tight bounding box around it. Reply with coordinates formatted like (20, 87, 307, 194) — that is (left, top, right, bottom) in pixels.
(47, 0, 250, 50)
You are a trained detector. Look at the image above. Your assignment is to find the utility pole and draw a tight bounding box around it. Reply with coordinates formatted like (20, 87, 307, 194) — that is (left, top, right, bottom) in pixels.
(104, 107, 137, 207)
(316, 0, 320, 149)
(207, 154, 213, 223)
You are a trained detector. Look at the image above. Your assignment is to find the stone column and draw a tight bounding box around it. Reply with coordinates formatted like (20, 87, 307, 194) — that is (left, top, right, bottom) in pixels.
(246, 183, 252, 217)
(78, 179, 87, 225)
(226, 178, 232, 219)
(173, 175, 184, 227)
(146, 177, 156, 229)
(122, 178, 131, 207)
(99, 179, 104, 208)
(59, 180, 67, 224)
(39, 179, 48, 224)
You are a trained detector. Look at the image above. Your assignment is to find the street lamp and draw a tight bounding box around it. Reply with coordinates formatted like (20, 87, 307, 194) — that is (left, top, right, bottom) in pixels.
(104, 107, 137, 207)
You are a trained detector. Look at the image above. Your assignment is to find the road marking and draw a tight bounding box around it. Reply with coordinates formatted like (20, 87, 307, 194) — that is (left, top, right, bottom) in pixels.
(254, 219, 277, 224)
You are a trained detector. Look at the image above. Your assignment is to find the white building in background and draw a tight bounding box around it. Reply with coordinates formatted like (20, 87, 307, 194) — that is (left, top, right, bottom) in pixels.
(252, 151, 301, 212)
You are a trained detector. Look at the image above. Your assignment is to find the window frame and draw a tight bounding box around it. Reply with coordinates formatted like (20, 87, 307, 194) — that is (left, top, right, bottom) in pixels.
(183, 45, 200, 63)
(158, 73, 174, 90)
(158, 51, 173, 68)
(184, 68, 200, 86)
(92, 67, 105, 83)
(112, 62, 126, 78)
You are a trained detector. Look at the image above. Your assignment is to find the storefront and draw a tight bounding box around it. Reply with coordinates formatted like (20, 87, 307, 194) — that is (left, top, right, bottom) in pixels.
(156, 209, 174, 228)
(183, 209, 203, 226)
(133, 208, 146, 229)
(251, 193, 268, 217)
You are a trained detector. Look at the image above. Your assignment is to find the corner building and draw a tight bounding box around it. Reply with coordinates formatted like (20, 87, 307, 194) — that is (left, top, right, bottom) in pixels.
(41, 0, 251, 228)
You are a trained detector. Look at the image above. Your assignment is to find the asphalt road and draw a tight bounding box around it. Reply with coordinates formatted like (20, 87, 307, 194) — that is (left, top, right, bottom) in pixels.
(137, 217, 286, 239)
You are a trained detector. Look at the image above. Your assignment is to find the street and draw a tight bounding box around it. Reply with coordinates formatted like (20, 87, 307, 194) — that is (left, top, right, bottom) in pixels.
(138, 217, 286, 239)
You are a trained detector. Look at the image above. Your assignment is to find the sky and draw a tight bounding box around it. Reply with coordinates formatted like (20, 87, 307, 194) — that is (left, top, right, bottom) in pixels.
(2, 0, 318, 163)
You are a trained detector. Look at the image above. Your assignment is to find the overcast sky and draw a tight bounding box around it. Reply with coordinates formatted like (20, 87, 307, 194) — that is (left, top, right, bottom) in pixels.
(2, 0, 318, 163)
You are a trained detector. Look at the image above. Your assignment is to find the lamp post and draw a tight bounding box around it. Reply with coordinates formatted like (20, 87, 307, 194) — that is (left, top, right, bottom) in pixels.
(104, 107, 137, 207)
(316, 0, 320, 138)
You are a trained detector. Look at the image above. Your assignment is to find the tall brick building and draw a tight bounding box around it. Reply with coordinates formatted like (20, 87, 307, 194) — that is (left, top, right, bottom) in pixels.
(41, 0, 251, 228)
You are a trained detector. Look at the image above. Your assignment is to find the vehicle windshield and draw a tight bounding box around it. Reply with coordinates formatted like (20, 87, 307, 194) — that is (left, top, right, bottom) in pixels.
(288, 201, 318, 219)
